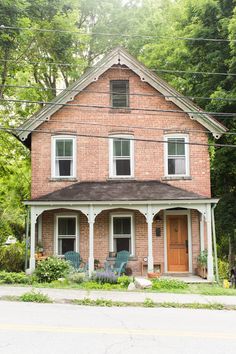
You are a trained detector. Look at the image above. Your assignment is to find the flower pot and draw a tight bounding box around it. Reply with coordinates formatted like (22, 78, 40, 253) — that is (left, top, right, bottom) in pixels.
(147, 272, 160, 279)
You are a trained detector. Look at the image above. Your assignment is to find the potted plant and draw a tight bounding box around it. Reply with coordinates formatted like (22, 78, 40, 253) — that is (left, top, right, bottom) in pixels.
(94, 259, 100, 270)
(197, 250, 208, 279)
(36, 243, 44, 257)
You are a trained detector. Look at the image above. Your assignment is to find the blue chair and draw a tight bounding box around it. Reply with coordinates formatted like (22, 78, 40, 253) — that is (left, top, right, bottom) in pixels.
(64, 251, 86, 271)
(105, 250, 130, 276)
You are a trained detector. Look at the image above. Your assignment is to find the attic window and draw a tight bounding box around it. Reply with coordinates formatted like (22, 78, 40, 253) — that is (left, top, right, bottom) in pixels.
(110, 80, 129, 108)
(52, 136, 76, 178)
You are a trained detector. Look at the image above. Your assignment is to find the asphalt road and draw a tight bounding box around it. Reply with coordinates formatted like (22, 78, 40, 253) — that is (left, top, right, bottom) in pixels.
(0, 301, 236, 354)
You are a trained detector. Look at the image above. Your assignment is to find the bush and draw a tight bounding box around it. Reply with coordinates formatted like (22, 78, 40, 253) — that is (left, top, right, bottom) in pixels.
(197, 250, 208, 267)
(93, 271, 118, 284)
(35, 257, 70, 283)
(0, 271, 33, 284)
(0, 242, 25, 272)
(20, 290, 52, 303)
(218, 259, 229, 280)
(117, 275, 133, 288)
(67, 271, 86, 284)
(152, 279, 188, 290)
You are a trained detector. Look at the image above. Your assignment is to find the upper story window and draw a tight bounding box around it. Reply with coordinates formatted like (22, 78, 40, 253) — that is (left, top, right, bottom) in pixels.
(110, 80, 129, 108)
(109, 135, 134, 178)
(52, 136, 76, 178)
(164, 134, 189, 177)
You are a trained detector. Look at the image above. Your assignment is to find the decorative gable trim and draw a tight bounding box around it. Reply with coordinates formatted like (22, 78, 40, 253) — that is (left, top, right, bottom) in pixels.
(16, 47, 227, 144)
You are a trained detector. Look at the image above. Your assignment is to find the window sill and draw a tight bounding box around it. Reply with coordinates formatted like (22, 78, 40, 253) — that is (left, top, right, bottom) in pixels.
(109, 108, 131, 114)
(107, 177, 135, 181)
(161, 176, 192, 181)
(49, 178, 78, 182)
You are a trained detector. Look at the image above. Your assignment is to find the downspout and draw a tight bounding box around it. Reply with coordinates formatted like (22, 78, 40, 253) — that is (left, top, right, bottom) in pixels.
(211, 204, 219, 283)
(24, 207, 30, 271)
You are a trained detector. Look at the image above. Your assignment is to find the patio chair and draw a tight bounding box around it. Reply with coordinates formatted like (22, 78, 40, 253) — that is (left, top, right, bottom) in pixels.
(64, 251, 87, 272)
(105, 250, 130, 276)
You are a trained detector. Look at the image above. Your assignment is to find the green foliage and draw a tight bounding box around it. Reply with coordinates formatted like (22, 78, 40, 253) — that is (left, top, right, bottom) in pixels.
(0, 271, 33, 284)
(152, 279, 188, 290)
(143, 298, 155, 308)
(67, 271, 86, 284)
(35, 257, 70, 283)
(117, 275, 133, 288)
(73, 297, 124, 307)
(218, 259, 230, 280)
(20, 290, 52, 303)
(0, 242, 25, 272)
(197, 250, 208, 267)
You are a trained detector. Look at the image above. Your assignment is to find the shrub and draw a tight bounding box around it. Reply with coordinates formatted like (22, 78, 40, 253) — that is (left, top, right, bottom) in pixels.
(117, 275, 133, 288)
(20, 290, 52, 303)
(152, 278, 188, 290)
(218, 259, 230, 280)
(67, 271, 86, 284)
(93, 271, 118, 284)
(35, 257, 70, 283)
(0, 242, 25, 272)
(0, 271, 33, 284)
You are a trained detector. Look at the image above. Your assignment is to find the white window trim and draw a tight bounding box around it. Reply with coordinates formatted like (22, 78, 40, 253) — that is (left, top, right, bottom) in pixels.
(54, 213, 79, 256)
(109, 134, 134, 178)
(109, 213, 135, 256)
(51, 135, 76, 179)
(164, 134, 190, 177)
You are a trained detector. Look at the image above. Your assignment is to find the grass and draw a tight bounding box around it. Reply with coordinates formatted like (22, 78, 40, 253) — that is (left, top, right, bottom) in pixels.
(19, 290, 52, 303)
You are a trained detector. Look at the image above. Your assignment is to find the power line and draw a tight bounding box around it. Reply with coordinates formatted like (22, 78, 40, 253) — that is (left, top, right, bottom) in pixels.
(1, 83, 236, 102)
(1, 97, 235, 117)
(2, 126, 235, 148)
(0, 25, 235, 43)
(27, 118, 236, 136)
(1, 58, 236, 77)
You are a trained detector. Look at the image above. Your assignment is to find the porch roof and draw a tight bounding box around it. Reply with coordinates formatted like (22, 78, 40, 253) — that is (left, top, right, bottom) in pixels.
(29, 180, 209, 202)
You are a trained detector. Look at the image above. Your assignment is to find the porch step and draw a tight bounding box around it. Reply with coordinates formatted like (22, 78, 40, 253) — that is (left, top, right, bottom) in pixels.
(163, 273, 193, 277)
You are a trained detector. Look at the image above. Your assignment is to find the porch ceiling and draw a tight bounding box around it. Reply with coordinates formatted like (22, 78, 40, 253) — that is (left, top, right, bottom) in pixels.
(29, 180, 209, 202)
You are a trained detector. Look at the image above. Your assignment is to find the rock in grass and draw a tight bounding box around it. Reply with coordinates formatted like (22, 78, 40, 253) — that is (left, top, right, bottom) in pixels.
(134, 278, 152, 289)
(127, 282, 136, 291)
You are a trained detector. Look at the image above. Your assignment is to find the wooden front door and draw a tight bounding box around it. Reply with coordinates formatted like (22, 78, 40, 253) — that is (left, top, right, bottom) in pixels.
(167, 215, 189, 272)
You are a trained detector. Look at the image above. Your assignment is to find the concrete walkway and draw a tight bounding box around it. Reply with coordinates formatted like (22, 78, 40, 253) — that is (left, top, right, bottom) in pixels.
(0, 285, 236, 306)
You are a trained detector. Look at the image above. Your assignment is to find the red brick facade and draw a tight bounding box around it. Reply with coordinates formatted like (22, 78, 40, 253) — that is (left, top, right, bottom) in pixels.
(32, 65, 211, 275)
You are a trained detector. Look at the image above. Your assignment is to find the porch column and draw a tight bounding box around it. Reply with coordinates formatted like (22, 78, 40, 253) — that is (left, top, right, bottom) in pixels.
(206, 204, 214, 282)
(146, 205, 154, 273)
(29, 207, 37, 273)
(88, 205, 95, 277)
(200, 213, 205, 252)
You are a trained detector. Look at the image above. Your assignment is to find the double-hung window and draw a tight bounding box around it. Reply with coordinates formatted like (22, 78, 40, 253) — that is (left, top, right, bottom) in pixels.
(109, 135, 134, 178)
(164, 134, 189, 176)
(110, 80, 129, 108)
(110, 214, 134, 255)
(56, 215, 77, 255)
(52, 136, 76, 178)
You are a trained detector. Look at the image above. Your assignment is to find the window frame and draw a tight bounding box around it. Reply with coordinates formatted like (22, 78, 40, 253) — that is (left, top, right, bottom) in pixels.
(109, 213, 135, 256)
(110, 80, 129, 109)
(54, 214, 79, 256)
(51, 135, 76, 179)
(164, 134, 190, 177)
(109, 134, 134, 178)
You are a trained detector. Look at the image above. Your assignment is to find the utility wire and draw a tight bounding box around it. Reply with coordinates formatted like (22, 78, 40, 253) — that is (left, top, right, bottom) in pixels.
(0, 25, 235, 43)
(2, 126, 235, 148)
(1, 98, 235, 117)
(1, 84, 236, 102)
(0, 58, 235, 77)
(27, 118, 236, 136)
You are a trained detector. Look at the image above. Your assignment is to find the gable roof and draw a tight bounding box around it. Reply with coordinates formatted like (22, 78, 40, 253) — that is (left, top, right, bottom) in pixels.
(16, 46, 226, 145)
(29, 180, 209, 202)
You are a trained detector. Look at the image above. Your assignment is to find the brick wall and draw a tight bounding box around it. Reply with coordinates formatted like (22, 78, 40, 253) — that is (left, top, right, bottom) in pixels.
(31, 68, 211, 199)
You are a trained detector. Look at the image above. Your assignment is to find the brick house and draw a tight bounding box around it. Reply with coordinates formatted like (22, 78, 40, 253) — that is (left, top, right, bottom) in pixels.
(16, 47, 226, 281)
